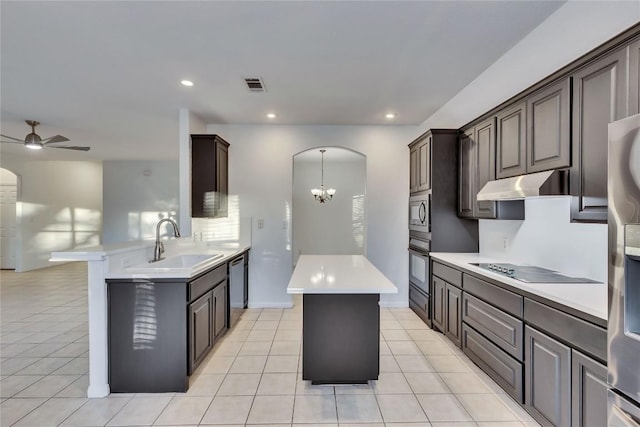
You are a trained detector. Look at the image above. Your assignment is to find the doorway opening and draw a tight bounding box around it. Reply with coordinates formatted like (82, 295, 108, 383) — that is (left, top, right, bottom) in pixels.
(292, 147, 366, 266)
(1, 168, 19, 270)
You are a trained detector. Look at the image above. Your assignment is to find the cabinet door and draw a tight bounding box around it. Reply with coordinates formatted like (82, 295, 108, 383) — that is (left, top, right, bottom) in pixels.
(432, 276, 446, 332)
(475, 118, 497, 219)
(630, 40, 640, 115)
(417, 136, 431, 191)
(458, 129, 475, 218)
(527, 78, 571, 173)
(243, 263, 249, 308)
(571, 350, 607, 427)
(570, 48, 628, 223)
(496, 102, 527, 178)
(525, 325, 571, 427)
(213, 281, 227, 339)
(189, 290, 213, 373)
(215, 142, 229, 217)
(444, 283, 462, 347)
(191, 135, 229, 218)
(409, 146, 419, 193)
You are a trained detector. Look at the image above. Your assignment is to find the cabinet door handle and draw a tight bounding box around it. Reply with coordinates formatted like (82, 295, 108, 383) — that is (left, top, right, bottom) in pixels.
(231, 258, 243, 266)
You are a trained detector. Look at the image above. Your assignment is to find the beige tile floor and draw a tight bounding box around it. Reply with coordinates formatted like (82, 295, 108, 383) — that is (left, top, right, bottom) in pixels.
(1, 262, 541, 426)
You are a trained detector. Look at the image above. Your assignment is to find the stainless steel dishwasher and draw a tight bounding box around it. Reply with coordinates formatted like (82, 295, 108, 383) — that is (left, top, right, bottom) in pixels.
(229, 253, 246, 326)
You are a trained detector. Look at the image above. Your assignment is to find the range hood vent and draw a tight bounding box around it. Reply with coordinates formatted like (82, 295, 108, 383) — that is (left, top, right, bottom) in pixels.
(477, 169, 570, 201)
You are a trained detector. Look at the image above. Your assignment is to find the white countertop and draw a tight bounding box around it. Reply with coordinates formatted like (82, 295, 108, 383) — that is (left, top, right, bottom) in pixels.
(50, 241, 153, 261)
(430, 253, 607, 322)
(51, 239, 250, 280)
(105, 246, 250, 280)
(287, 255, 398, 294)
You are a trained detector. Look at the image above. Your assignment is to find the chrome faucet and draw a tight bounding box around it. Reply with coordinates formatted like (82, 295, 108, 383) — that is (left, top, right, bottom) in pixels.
(153, 218, 181, 262)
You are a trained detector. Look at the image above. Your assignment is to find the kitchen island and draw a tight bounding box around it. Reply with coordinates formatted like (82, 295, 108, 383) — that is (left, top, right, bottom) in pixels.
(287, 255, 397, 384)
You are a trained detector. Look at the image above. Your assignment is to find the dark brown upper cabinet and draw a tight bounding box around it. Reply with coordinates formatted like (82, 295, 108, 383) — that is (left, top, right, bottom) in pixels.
(570, 48, 628, 223)
(191, 134, 229, 218)
(496, 101, 527, 179)
(630, 38, 640, 116)
(458, 129, 475, 218)
(475, 118, 497, 219)
(458, 118, 496, 219)
(527, 78, 571, 173)
(409, 134, 431, 194)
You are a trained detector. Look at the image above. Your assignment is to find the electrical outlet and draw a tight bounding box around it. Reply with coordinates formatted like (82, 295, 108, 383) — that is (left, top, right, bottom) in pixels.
(502, 237, 509, 250)
(257, 219, 264, 229)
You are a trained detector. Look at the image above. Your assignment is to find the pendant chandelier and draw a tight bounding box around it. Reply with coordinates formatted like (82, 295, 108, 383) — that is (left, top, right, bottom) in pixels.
(310, 149, 336, 203)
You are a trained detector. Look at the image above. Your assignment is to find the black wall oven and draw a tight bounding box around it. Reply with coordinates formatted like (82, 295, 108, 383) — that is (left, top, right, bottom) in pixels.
(408, 236, 431, 326)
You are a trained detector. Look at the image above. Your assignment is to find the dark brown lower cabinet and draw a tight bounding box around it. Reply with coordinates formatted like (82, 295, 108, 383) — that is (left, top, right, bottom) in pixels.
(430, 261, 609, 427)
(431, 276, 446, 332)
(108, 282, 188, 393)
(213, 281, 228, 339)
(302, 293, 380, 384)
(571, 349, 608, 427)
(444, 283, 462, 347)
(525, 325, 571, 427)
(462, 323, 523, 402)
(189, 290, 214, 374)
(108, 264, 229, 393)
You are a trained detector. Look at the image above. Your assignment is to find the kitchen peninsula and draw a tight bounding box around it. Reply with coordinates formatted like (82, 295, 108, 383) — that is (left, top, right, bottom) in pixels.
(287, 255, 397, 384)
(50, 237, 250, 397)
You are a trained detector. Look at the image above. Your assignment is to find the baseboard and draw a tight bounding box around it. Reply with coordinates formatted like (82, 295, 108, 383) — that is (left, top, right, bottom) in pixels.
(379, 301, 409, 308)
(248, 302, 294, 309)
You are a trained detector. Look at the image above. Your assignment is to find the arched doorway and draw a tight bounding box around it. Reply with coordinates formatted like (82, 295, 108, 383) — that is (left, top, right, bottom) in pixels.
(1, 168, 18, 269)
(292, 147, 366, 266)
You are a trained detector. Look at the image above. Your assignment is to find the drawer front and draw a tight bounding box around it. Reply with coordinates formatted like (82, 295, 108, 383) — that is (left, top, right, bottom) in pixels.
(462, 293, 523, 360)
(189, 263, 227, 302)
(463, 274, 523, 317)
(433, 262, 462, 288)
(409, 284, 430, 325)
(462, 323, 524, 403)
(524, 298, 607, 363)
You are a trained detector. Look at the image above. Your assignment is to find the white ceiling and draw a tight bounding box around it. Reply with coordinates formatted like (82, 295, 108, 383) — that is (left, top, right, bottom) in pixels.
(0, 1, 564, 161)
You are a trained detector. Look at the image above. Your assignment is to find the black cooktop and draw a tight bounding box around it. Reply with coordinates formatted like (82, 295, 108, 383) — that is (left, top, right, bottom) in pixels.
(470, 263, 599, 283)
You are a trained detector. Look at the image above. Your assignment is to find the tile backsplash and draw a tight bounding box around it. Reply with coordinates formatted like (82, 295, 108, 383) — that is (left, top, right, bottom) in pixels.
(479, 197, 607, 282)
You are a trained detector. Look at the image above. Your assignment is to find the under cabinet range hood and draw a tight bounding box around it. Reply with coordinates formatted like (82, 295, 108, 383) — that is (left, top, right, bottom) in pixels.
(477, 169, 570, 201)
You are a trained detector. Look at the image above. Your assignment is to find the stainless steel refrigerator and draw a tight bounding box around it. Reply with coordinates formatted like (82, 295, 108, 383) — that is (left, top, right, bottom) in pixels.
(608, 113, 640, 426)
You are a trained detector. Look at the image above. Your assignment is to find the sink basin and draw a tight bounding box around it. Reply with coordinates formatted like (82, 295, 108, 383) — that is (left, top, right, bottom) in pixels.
(126, 254, 223, 271)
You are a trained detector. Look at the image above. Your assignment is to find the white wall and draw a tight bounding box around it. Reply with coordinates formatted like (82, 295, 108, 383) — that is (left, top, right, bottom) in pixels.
(479, 198, 607, 282)
(416, 1, 640, 133)
(202, 124, 415, 308)
(0, 152, 103, 271)
(102, 160, 179, 244)
(178, 108, 207, 236)
(293, 153, 366, 263)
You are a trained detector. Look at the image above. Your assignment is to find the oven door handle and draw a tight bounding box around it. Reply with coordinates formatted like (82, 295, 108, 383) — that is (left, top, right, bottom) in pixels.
(419, 202, 427, 224)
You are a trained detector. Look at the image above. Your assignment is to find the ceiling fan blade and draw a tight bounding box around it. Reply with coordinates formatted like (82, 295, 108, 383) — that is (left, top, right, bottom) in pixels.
(42, 135, 70, 144)
(47, 145, 91, 151)
(0, 134, 25, 143)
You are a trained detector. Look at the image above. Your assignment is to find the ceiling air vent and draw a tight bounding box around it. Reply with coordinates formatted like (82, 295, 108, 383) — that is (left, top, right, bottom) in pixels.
(244, 77, 266, 92)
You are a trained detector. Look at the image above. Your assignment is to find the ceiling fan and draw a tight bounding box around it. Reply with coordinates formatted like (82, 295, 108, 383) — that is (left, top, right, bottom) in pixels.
(0, 120, 90, 151)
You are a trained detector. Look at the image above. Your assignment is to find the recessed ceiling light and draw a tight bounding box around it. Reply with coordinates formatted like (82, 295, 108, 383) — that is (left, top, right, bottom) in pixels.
(181, 80, 194, 87)
(266, 113, 277, 119)
(385, 113, 396, 119)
